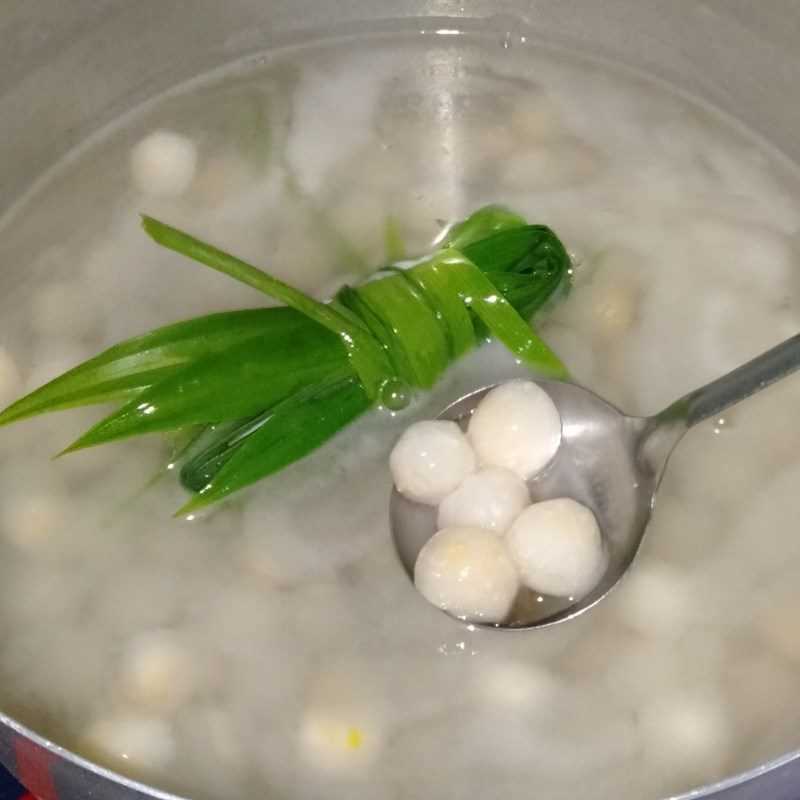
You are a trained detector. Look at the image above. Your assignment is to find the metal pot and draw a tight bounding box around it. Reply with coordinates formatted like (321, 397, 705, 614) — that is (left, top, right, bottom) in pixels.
(1, 1, 800, 798)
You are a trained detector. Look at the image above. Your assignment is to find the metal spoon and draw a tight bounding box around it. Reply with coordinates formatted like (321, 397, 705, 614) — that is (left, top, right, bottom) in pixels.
(390, 332, 800, 629)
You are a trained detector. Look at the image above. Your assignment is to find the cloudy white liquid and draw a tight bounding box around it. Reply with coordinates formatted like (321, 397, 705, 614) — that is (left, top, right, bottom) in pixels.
(0, 28, 799, 800)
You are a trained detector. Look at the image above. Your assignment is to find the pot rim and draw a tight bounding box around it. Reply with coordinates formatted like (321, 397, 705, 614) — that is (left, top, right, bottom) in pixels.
(2, 704, 799, 800)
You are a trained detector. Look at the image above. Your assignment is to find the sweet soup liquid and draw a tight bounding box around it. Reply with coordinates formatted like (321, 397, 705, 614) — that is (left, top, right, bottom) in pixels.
(1, 28, 800, 800)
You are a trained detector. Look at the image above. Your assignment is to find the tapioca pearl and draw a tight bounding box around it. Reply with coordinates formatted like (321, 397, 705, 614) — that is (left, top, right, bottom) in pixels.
(509, 89, 563, 144)
(437, 467, 530, 535)
(130, 130, 198, 196)
(1, 492, 66, 555)
(500, 137, 604, 192)
(414, 526, 520, 623)
(471, 658, 558, 714)
(639, 693, 731, 782)
(299, 706, 384, 774)
(121, 630, 196, 708)
(614, 561, 693, 639)
(391, 419, 477, 505)
(505, 498, 603, 598)
(467, 380, 561, 480)
(80, 713, 177, 775)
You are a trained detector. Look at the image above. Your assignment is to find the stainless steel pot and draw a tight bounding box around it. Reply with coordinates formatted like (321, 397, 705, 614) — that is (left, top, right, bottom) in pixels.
(2, 1, 800, 798)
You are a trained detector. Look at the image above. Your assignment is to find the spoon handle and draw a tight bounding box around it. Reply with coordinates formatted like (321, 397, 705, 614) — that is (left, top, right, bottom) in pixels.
(658, 332, 800, 427)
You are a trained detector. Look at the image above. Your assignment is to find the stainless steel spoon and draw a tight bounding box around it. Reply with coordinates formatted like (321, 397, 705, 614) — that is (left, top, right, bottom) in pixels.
(390, 332, 800, 629)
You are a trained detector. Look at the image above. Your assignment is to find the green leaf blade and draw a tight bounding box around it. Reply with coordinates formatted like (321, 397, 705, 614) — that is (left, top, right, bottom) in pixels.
(178, 375, 370, 513)
(461, 224, 570, 279)
(354, 274, 450, 389)
(402, 251, 477, 360)
(0, 308, 314, 427)
(331, 286, 418, 385)
(442, 205, 527, 250)
(141, 215, 396, 400)
(178, 416, 265, 493)
(435, 249, 569, 379)
(1, 205, 575, 512)
(62, 329, 353, 451)
(141, 216, 348, 334)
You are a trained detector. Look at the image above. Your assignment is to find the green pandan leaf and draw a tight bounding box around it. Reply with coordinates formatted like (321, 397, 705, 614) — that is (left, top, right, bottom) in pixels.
(0, 308, 314, 427)
(178, 416, 265, 493)
(61, 327, 354, 452)
(420, 248, 568, 379)
(395, 252, 476, 360)
(483, 268, 568, 321)
(442, 204, 527, 250)
(141, 216, 394, 398)
(331, 286, 417, 384)
(178, 374, 370, 513)
(0, 204, 574, 513)
(354, 273, 450, 389)
(461, 224, 570, 278)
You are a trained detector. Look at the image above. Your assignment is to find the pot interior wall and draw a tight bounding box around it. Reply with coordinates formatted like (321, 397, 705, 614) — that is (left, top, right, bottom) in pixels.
(2, 0, 800, 218)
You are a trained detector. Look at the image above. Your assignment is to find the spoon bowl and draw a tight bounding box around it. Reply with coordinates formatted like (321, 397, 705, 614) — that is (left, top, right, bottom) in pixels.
(391, 381, 660, 628)
(391, 332, 800, 629)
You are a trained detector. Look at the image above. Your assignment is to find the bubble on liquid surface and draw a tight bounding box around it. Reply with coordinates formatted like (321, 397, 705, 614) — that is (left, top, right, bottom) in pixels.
(378, 376, 412, 411)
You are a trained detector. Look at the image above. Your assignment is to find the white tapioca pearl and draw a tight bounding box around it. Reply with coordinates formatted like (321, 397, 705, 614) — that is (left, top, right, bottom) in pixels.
(414, 525, 519, 623)
(505, 498, 603, 598)
(509, 90, 563, 144)
(121, 630, 195, 708)
(615, 561, 692, 639)
(130, 130, 198, 196)
(299, 706, 384, 774)
(81, 713, 176, 774)
(390, 419, 477, 505)
(467, 380, 561, 480)
(586, 279, 639, 336)
(437, 467, 530, 535)
(559, 246, 642, 339)
(500, 137, 604, 192)
(639, 693, 730, 781)
(1, 493, 65, 554)
(472, 658, 558, 713)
